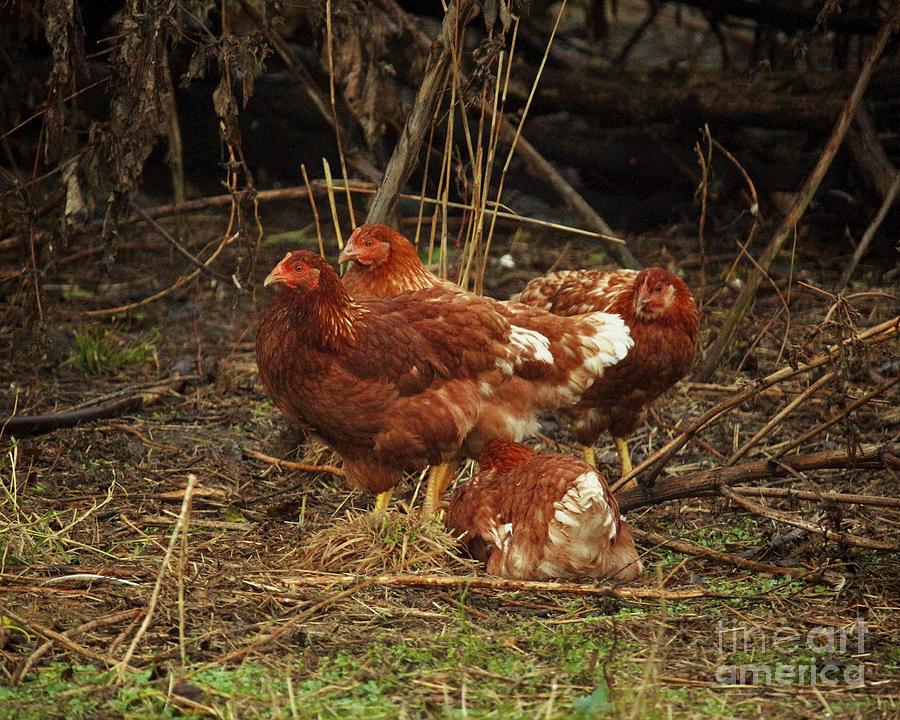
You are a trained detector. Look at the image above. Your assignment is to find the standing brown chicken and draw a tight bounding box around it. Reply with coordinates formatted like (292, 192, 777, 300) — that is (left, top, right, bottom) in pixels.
(445, 440, 642, 581)
(341, 224, 698, 488)
(256, 250, 629, 516)
(514, 266, 699, 486)
(339, 224, 635, 510)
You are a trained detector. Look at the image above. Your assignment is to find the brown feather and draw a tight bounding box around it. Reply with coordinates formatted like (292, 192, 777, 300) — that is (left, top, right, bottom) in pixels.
(339, 225, 634, 455)
(256, 251, 527, 494)
(515, 266, 700, 443)
(446, 441, 642, 581)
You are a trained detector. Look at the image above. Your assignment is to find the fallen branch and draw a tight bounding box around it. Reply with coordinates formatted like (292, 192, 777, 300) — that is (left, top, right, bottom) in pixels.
(616, 444, 897, 513)
(696, 7, 900, 380)
(281, 572, 724, 599)
(1, 376, 195, 438)
(631, 528, 844, 586)
(611, 315, 898, 491)
(101, 180, 623, 248)
(0, 605, 139, 674)
(732, 486, 900, 508)
(2, 396, 142, 438)
(530, 66, 899, 134)
(719, 484, 899, 552)
(244, 448, 345, 477)
(12, 608, 143, 684)
(669, 0, 884, 36)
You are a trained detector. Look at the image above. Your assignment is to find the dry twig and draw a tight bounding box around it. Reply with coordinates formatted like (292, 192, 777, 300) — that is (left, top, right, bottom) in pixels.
(616, 445, 897, 513)
(631, 528, 844, 585)
(733, 486, 900, 508)
(772, 374, 899, 459)
(719, 484, 899, 552)
(12, 608, 143, 684)
(195, 546, 451, 669)
(84, 232, 239, 318)
(245, 448, 345, 477)
(282, 573, 726, 599)
(697, 7, 900, 379)
(0, 605, 139, 674)
(116, 474, 197, 676)
(612, 316, 898, 491)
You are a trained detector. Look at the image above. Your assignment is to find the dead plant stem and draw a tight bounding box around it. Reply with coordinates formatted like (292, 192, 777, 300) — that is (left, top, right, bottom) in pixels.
(117, 474, 197, 677)
(612, 316, 898, 491)
(719, 484, 898, 551)
(697, 6, 900, 379)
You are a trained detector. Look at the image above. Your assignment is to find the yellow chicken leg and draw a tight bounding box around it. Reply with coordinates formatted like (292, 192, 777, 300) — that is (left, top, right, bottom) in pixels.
(615, 436, 637, 490)
(581, 445, 597, 467)
(373, 489, 393, 514)
(423, 462, 456, 517)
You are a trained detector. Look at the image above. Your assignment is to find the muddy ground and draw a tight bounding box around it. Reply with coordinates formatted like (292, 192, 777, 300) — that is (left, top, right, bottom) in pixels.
(0, 205, 898, 718)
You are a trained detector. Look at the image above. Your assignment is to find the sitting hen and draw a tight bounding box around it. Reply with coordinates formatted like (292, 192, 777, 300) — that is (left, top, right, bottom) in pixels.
(445, 440, 642, 581)
(256, 250, 624, 516)
(339, 224, 634, 510)
(514, 267, 699, 487)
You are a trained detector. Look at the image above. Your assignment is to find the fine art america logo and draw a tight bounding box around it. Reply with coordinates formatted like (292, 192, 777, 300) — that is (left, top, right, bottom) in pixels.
(715, 619, 867, 687)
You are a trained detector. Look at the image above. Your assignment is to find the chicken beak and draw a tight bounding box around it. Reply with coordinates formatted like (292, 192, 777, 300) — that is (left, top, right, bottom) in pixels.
(635, 291, 653, 313)
(338, 243, 360, 264)
(264, 252, 292, 287)
(263, 266, 286, 287)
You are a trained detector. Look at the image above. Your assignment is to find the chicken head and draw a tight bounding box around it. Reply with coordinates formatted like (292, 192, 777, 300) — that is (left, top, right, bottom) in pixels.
(264, 251, 323, 292)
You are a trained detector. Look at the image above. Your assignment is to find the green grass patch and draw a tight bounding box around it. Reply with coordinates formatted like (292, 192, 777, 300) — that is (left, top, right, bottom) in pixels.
(264, 229, 315, 247)
(2, 612, 884, 720)
(68, 326, 158, 376)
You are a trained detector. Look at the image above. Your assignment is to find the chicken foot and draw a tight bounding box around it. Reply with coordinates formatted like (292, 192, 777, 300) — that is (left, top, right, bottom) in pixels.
(581, 444, 597, 467)
(615, 436, 637, 490)
(373, 489, 394, 514)
(422, 462, 458, 517)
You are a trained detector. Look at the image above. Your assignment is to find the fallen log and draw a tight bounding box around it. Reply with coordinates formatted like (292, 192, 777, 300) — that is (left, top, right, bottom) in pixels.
(616, 444, 897, 513)
(1, 376, 194, 438)
(668, 0, 884, 37)
(528, 65, 897, 132)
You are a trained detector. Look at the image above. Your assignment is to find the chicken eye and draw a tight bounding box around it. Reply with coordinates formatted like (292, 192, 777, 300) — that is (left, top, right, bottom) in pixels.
(364, 239, 374, 247)
(654, 283, 664, 293)
(293, 263, 305, 273)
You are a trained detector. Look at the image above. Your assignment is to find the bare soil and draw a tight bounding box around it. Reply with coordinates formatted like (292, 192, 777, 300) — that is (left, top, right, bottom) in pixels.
(0, 211, 897, 719)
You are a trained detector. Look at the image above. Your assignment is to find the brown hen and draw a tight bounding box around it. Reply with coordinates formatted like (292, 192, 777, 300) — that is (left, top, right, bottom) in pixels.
(339, 224, 634, 510)
(445, 440, 642, 581)
(257, 250, 549, 514)
(514, 266, 699, 486)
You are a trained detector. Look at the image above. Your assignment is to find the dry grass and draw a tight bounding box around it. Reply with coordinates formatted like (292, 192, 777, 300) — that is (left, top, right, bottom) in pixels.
(0, 202, 898, 719)
(295, 509, 477, 575)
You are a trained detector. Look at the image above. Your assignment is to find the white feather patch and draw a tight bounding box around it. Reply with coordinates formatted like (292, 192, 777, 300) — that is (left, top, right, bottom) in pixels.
(548, 469, 617, 553)
(509, 325, 554, 365)
(547, 312, 633, 405)
(488, 520, 513, 550)
(582, 312, 633, 369)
